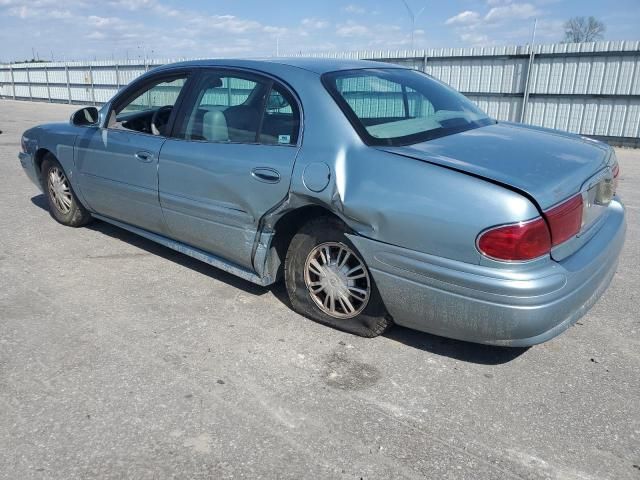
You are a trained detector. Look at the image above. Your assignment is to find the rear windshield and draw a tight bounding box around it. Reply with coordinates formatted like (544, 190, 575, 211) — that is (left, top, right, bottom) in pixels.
(322, 68, 495, 146)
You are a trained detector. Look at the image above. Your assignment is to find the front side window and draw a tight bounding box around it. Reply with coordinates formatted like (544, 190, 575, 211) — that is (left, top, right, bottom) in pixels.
(177, 71, 300, 145)
(323, 68, 494, 146)
(110, 75, 188, 135)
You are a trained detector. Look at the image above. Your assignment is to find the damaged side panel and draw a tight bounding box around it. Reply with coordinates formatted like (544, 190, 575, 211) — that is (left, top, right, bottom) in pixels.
(258, 142, 541, 283)
(157, 140, 300, 272)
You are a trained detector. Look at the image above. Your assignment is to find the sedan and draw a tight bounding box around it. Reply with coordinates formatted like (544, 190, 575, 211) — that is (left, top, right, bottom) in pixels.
(18, 58, 626, 346)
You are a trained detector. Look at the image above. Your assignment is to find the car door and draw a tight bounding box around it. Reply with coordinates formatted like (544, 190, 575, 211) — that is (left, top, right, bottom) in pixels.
(158, 69, 302, 269)
(75, 71, 192, 234)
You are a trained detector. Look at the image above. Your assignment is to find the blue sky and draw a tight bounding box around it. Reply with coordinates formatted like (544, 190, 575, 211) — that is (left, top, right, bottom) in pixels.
(0, 0, 638, 62)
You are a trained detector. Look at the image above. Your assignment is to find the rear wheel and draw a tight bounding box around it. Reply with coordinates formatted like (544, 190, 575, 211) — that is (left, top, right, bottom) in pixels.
(284, 216, 391, 337)
(41, 155, 92, 227)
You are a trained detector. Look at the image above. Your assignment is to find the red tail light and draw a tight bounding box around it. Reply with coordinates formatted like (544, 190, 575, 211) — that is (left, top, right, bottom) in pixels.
(478, 193, 591, 262)
(477, 217, 551, 261)
(544, 194, 583, 247)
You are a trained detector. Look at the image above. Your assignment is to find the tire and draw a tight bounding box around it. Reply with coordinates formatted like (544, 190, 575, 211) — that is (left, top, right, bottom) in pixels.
(284, 216, 392, 337)
(41, 154, 92, 227)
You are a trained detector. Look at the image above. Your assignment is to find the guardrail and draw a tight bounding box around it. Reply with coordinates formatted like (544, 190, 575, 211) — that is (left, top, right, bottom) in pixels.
(1, 40, 639, 146)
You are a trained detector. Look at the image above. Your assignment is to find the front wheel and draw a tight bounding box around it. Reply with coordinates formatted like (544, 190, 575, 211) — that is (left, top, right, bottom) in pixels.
(41, 155, 92, 227)
(284, 216, 391, 337)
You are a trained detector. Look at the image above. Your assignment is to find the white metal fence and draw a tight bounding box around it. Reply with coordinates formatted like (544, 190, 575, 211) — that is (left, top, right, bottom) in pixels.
(1, 40, 639, 146)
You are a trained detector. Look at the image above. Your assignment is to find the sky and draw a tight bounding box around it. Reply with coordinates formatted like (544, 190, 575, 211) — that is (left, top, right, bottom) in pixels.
(0, 0, 639, 62)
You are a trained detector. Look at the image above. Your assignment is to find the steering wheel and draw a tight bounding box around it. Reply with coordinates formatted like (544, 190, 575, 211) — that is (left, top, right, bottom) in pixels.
(151, 105, 173, 136)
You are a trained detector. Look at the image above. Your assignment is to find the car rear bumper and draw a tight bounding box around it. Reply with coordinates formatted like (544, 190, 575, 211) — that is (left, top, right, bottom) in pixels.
(347, 198, 626, 347)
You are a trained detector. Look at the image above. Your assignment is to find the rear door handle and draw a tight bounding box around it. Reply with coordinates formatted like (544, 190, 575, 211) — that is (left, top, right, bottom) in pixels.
(251, 167, 280, 183)
(135, 151, 154, 163)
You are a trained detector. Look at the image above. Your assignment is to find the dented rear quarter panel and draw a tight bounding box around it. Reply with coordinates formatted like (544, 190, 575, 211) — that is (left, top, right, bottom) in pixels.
(268, 65, 541, 268)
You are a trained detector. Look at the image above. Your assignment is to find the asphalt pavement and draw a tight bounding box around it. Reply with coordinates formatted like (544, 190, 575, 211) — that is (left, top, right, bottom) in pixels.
(0, 99, 639, 479)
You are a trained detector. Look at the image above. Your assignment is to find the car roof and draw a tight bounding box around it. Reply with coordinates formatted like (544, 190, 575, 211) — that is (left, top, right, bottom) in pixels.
(156, 57, 407, 75)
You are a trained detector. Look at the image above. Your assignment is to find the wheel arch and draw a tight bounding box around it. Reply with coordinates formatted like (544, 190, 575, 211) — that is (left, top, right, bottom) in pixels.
(35, 148, 93, 214)
(276, 206, 392, 337)
(261, 203, 346, 282)
(34, 148, 54, 183)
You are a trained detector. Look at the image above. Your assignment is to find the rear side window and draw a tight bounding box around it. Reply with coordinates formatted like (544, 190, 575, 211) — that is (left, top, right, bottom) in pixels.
(178, 73, 266, 143)
(260, 86, 300, 145)
(176, 71, 300, 146)
(199, 77, 258, 107)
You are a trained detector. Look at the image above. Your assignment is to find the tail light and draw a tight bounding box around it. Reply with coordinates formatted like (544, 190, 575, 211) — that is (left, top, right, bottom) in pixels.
(612, 163, 620, 195)
(478, 194, 585, 262)
(544, 194, 583, 247)
(477, 217, 551, 261)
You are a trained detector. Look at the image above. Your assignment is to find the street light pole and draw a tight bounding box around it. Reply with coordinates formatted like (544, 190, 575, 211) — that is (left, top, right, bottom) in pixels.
(520, 18, 538, 123)
(401, 0, 427, 50)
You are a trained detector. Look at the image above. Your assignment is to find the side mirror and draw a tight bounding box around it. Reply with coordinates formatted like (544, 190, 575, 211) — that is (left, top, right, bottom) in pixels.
(71, 107, 99, 127)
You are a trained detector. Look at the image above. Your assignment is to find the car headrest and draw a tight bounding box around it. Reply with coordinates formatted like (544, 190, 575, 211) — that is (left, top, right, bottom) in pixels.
(202, 110, 229, 142)
(208, 77, 223, 88)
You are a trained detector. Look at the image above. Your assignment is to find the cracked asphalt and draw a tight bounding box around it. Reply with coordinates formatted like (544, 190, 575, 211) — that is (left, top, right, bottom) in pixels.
(1, 99, 639, 479)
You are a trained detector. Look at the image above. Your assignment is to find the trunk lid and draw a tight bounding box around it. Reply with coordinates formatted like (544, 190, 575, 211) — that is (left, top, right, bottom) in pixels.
(378, 121, 611, 210)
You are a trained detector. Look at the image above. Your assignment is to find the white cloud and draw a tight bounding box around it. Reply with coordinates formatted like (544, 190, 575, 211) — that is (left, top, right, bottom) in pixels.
(2, 0, 84, 19)
(263, 25, 287, 35)
(209, 15, 262, 33)
(485, 3, 540, 22)
(49, 9, 73, 19)
(444, 2, 545, 48)
(105, 0, 156, 11)
(445, 10, 481, 25)
(0, 0, 568, 60)
(88, 15, 120, 28)
(301, 18, 329, 29)
(8, 5, 29, 18)
(447, 3, 539, 28)
(86, 31, 106, 40)
(336, 21, 369, 37)
(0, 0, 85, 6)
(343, 4, 366, 14)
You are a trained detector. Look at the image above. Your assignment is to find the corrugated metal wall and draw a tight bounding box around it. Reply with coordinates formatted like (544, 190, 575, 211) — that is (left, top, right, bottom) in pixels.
(1, 40, 639, 145)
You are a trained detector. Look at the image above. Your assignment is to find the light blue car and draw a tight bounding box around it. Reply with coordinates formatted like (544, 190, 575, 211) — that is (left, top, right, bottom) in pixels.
(18, 58, 626, 346)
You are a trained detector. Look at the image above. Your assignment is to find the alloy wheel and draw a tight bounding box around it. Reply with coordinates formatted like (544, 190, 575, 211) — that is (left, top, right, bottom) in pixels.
(47, 166, 72, 214)
(303, 242, 371, 319)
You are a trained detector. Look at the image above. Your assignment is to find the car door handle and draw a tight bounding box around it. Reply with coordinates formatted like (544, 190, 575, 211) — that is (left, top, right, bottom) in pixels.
(135, 151, 154, 163)
(251, 167, 280, 183)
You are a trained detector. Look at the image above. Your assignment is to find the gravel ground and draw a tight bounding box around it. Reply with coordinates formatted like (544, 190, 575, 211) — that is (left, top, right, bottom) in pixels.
(0, 99, 639, 480)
